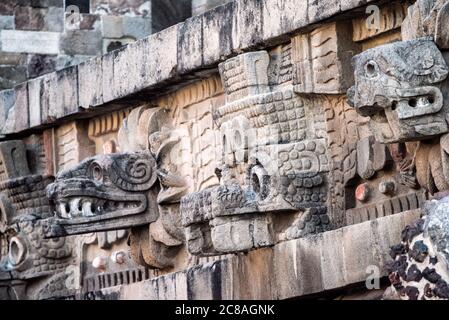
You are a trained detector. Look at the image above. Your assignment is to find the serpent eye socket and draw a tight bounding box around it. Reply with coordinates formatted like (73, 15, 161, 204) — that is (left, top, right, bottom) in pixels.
(365, 60, 379, 78)
(9, 236, 26, 267)
(89, 162, 104, 182)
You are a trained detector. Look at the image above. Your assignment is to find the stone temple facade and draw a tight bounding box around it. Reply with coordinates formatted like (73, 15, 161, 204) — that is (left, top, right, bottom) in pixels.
(1, 0, 449, 300)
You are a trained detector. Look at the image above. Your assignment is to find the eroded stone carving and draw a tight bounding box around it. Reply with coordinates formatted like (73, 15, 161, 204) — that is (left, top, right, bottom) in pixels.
(348, 39, 449, 144)
(180, 50, 333, 256)
(349, 2, 449, 299)
(46, 151, 159, 235)
(0, 140, 77, 300)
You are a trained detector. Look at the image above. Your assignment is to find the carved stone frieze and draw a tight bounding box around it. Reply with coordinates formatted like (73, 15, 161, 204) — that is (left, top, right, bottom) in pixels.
(0, 140, 77, 300)
(292, 21, 361, 94)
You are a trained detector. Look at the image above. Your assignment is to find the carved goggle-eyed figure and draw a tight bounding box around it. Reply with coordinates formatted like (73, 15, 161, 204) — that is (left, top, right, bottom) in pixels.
(348, 39, 449, 144)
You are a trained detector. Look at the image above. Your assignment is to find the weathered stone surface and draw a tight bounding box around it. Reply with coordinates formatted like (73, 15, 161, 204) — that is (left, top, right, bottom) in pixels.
(309, 0, 340, 21)
(110, 210, 419, 299)
(231, 0, 263, 51)
(0, 0, 403, 136)
(0, 66, 28, 90)
(101, 15, 124, 39)
(1, 83, 29, 134)
(424, 197, 449, 267)
(0, 89, 15, 133)
(47, 65, 79, 120)
(78, 56, 103, 108)
(111, 24, 178, 100)
(0, 140, 31, 179)
(192, 0, 231, 15)
(60, 30, 102, 56)
(177, 16, 203, 73)
(261, 0, 308, 42)
(122, 16, 152, 40)
(28, 76, 44, 127)
(0, 16, 14, 30)
(292, 21, 360, 94)
(349, 39, 449, 144)
(91, 0, 151, 17)
(14, 6, 46, 31)
(201, 2, 234, 66)
(1, 30, 60, 55)
(27, 54, 57, 78)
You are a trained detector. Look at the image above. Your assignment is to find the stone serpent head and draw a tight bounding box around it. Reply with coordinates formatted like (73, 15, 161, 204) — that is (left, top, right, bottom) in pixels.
(348, 39, 449, 144)
(46, 151, 160, 237)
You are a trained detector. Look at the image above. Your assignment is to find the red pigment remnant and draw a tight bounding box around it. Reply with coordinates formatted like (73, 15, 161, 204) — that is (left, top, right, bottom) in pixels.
(355, 183, 370, 202)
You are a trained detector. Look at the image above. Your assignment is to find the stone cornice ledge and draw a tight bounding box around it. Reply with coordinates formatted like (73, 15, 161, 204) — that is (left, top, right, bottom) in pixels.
(96, 210, 420, 300)
(0, 0, 379, 138)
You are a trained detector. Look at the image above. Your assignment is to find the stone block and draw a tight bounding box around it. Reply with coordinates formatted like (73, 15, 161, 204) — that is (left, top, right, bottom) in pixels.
(231, 0, 264, 51)
(78, 55, 103, 108)
(0, 140, 31, 179)
(44, 6, 64, 32)
(341, 0, 377, 12)
(101, 15, 124, 39)
(111, 24, 178, 100)
(273, 237, 323, 299)
(218, 51, 270, 103)
(308, 0, 341, 22)
(342, 218, 377, 285)
(210, 215, 273, 253)
(319, 228, 347, 290)
(292, 21, 360, 94)
(122, 16, 152, 40)
(0, 2, 15, 15)
(119, 270, 187, 300)
(28, 76, 44, 127)
(192, 0, 231, 15)
(14, 6, 46, 31)
(60, 30, 102, 56)
(27, 54, 57, 78)
(261, 0, 308, 42)
(0, 65, 28, 90)
(202, 2, 235, 66)
(177, 16, 203, 74)
(91, 0, 150, 17)
(0, 53, 27, 66)
(47, 66, 79, 120)
(1, 30, 60, 55)
(185, 260, 229, 299)
(0, 16, 14, 30)
(230, 248, 275, 299)
(101, 51, 115, 103)
(79, 14, 101, 30)
(1, 83, 29, 134)
(0, 89, 15, 133)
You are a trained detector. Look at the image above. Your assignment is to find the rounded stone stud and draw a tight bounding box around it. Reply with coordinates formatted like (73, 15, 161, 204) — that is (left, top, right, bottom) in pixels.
(92, 256, 107, 271)
(379, 179, 396, 195)
(355, 183, 370, 202)
(111, 251, 126, 264)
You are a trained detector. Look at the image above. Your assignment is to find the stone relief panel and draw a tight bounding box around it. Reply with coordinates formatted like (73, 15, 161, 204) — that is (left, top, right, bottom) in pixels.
(349, 0, 449, 300)
(0, 140, 78, 300)
(292, 21, 361, 94)
(181, 50, 333, 257)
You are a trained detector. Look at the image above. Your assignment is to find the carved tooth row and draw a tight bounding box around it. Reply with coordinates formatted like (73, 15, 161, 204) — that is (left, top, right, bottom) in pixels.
(56, 197, 141, 219)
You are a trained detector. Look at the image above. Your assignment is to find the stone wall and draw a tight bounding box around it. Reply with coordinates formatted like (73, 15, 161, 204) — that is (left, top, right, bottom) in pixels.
(2, 0, 449, 301)
(0, 0, 192, 90)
